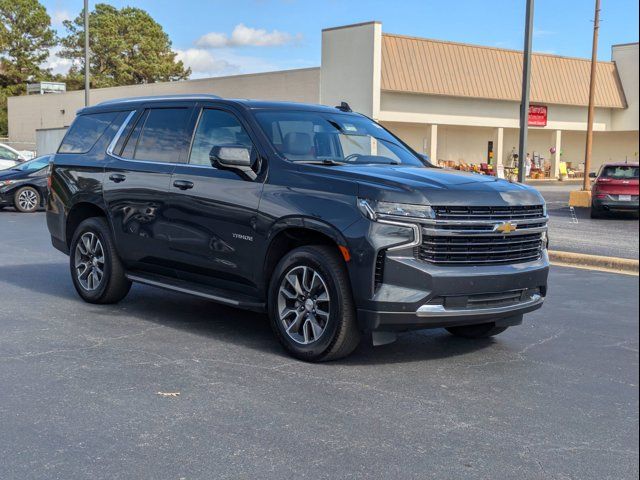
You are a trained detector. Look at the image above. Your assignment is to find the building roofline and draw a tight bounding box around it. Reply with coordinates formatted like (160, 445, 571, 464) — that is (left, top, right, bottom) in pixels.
(379, 88, 627, 109)
(7, 67, 321, 101)
(612, 41, 639, 48)
(382, 32, 617, 65)
(322, 21, 381, 32)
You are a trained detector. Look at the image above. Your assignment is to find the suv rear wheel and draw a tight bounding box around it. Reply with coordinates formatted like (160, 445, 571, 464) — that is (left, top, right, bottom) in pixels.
(69, 217, 131, 304)
(268, 245, 360, 362)
(446, 322, 508, 339)
(590, 202, 605, 219)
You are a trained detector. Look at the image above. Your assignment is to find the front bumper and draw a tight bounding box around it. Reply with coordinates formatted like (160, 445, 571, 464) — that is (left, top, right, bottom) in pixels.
(344, 217, 549, 332)
(0, 190, 14, 206)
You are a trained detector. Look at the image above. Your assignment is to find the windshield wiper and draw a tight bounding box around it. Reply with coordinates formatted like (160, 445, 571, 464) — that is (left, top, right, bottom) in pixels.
(295, 159, 346, 166)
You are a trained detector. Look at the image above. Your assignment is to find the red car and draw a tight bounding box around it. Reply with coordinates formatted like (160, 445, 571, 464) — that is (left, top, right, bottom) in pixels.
(591, 162, 639, 218)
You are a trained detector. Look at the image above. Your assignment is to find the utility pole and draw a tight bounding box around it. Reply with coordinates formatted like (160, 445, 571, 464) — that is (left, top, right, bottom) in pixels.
(517, 0, 535, 184)
(84, 0, 90, 107)
(583, 0, 600, 191)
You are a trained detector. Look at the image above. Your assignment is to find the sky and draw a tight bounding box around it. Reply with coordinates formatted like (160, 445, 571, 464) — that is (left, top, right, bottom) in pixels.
(40, 0, 640, 79)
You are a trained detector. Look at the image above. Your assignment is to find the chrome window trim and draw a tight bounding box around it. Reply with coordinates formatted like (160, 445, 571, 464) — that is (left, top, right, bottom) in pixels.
(106, 110, 136, 158)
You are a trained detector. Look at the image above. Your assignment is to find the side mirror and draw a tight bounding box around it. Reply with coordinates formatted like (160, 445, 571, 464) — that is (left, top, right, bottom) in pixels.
(589, 172, 597, 179)
(210, 145, 256, 180)
(419, 153, 440, 168)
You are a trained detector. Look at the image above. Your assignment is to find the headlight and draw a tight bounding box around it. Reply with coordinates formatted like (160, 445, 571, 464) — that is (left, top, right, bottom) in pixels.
(0, 180, 18, 188)
(357, 198, 435, 221)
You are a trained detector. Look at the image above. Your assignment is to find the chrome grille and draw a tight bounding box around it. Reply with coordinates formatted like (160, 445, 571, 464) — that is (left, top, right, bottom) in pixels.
(432, 205, 544, 221)
(416, 205, 547, 266)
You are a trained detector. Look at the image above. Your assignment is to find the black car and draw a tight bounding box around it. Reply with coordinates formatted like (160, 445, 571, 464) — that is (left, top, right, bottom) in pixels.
(0, 155, 51, 212)
(46, 95, 549, 361)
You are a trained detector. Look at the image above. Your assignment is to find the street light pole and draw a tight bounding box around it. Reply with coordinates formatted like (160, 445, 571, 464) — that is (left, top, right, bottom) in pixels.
(84, 0, 90, 107)
(517, 0, 534, 183)
(583, 0, 601, 191)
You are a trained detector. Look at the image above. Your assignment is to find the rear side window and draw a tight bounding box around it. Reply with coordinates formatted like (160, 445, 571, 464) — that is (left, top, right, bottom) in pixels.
(58, 112, 118, 154)
(129, 108, 191, 163)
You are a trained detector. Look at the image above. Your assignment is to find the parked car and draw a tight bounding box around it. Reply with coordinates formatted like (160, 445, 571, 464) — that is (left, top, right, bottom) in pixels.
(0, 142, 27, 170)
(0, 155, 51, 212)
(46, 95, 549, 361)
(591, 162, 639, 218)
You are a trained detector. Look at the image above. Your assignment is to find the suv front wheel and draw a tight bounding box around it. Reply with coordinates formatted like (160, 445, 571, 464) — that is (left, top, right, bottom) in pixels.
(268, 245, 361, 362)
(69, 217, 131, 304)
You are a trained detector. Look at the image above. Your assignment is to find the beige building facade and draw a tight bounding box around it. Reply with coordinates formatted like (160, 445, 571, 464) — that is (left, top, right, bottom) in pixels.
(8, 22, 639, 176)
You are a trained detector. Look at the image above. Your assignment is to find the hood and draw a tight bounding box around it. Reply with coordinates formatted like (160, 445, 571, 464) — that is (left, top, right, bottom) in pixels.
(301, 165, 545, 207)
(0, 168, 25, 180)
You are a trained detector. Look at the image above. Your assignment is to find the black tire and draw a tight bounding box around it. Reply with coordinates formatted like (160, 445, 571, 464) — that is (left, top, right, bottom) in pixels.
(69, 217, 131, 304)
(446, 322, 508, 339)
(13, 186, 40, 213)
(268, 245, 361, 362)
(590, 203, 604, 219)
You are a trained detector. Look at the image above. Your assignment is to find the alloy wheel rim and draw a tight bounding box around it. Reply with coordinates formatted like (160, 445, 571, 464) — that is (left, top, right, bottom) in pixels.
(278, 265, 331, 345)
(74, 232, 105, 291)
(18, 189, 38, 211)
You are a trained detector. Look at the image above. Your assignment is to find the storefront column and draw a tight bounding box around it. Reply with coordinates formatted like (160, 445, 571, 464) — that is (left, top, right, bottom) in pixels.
(427, 124, 438, 163)
(551, 130, 562, 178)
(493, 127, 504, 177)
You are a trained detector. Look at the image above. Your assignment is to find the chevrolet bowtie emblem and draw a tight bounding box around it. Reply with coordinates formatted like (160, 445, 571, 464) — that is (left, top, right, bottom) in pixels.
(495, 222, 518, 233)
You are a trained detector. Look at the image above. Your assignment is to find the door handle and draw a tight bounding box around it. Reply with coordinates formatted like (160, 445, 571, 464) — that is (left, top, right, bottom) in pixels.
(108, 173, 126, 183)
(173, 179, 194, 190)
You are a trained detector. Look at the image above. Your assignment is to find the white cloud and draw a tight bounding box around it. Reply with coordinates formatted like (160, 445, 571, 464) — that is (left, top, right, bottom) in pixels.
(42, 47, 75, 75)
(195, 23, 301, 48)
(175, 48, 238, 78)
(534, 28, 555, 37)
(195, 32, 229, 49)
(51, 9, 71, 26)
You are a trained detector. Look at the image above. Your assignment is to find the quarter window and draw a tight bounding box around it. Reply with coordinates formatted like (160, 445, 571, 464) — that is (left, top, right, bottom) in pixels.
(189, 109, 254, 166)
(58, 112, 118, 154)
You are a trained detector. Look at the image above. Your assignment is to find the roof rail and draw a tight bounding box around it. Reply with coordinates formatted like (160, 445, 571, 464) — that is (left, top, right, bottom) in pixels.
(96, 94, 222, 106)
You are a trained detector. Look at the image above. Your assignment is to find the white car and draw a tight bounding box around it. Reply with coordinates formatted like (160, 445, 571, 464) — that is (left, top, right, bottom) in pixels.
(0, 143, 27, 170)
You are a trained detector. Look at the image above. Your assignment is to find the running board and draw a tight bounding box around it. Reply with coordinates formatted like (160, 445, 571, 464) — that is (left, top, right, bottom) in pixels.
(125, 272, 265, 312)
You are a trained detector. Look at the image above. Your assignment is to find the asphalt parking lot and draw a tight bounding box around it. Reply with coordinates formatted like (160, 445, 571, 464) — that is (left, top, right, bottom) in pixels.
(1, 211, 638, 480)
(534, 182, 639, 259)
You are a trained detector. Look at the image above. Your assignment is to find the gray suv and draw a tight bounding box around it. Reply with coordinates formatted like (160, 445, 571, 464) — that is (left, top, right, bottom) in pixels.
(47, 95, 549, 361)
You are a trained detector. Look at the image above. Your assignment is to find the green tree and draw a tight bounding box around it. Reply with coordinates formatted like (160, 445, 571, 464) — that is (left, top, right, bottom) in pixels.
(0, 0, 56, 135)
(60, 4, 190, 89)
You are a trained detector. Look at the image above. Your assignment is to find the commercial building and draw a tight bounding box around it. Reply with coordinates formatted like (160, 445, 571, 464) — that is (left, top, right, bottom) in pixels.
(8, 22, 639, 176)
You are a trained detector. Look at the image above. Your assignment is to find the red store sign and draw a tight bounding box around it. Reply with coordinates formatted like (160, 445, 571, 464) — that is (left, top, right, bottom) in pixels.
(528, 105, 548, 127)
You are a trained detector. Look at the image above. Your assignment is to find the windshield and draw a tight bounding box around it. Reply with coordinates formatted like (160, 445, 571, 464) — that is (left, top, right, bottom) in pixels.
(12, 156, 50, 172)
(254, 110, 426, 167)
(0, 145, 20, 161)
(600, 165, 639, 179)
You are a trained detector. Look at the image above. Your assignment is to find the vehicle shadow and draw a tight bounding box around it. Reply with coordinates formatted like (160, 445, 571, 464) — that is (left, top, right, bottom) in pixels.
(0, 261, 496, 365)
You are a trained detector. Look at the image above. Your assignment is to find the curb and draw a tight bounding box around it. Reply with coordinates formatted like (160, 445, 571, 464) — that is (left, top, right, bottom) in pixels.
(548, 250, 639, 274)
